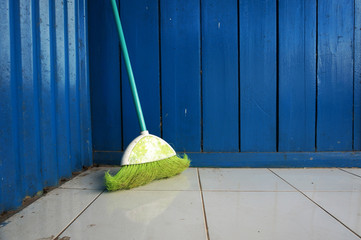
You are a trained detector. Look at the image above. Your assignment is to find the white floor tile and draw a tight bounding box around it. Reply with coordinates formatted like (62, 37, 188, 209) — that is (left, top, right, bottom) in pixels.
(271, 169, 361, 192)
(303, 191, 361, 236)
(0, 188, 100, 240)
(199, 168, 294, 191)
(203, 191, 360, 240)
(59, 190, 206, 240)
(3, 167, 361, 240)
(341, 168, 361, 178)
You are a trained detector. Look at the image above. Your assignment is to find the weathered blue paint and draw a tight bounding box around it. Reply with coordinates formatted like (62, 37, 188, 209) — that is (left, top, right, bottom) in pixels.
(317, 0, 354, 151)
(278, 0, 316, 151)
(202, 0, 239, 152)
(78, 0, 92, 167)
(161, 0, 201, 152)
(120, 0, 161, 147)
(239, 0, 277, 152)
(0, 0, 22, 214)
(94, 151, 361, 168)
(0, 0, 92, 214)
(38, 0, 57, 187)
(55, 0, 72, 180)
(19, 0, 43, 196)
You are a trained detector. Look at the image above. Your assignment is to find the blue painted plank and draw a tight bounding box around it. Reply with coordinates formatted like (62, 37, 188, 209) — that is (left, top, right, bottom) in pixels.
(0, 0, 22, 212)
(94, 151, 361, 168)
(93, 151, 122, 165)
(120, 0, 161, 147)
(19, 0, 43, 195)
(54, 0, 71, 179)
(10, 0, 23, 200)
(83, 0, 93, 166)
(9, 0, 24, 203)
(278, 0, 316, 152)
(67, 0, 82, 170)
(63, 0, 72, 169)
(88, 0, 122, 152)
(31, 0, 42, 190)
(202, 0, 239, 152)
(39, 0, 58, 186)
(78, 0, 92, 166)
(160, 0, 201, 152)
(317, 0, 354, 151)
(239, 0, 277, 152)
(354, 0, 361, 150)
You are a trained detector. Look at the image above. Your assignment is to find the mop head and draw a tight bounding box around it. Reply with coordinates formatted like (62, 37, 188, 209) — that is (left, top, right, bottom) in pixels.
(105, 154, 190, 191)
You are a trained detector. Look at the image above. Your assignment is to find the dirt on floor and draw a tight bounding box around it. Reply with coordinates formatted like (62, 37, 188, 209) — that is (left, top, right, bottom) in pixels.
(0, 166, 94, 223)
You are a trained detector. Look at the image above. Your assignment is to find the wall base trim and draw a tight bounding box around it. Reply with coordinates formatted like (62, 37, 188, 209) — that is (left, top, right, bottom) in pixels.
(93, 151, 361, 168)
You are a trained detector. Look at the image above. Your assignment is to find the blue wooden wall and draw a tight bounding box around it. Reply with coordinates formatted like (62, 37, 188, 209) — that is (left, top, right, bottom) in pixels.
(90, 0, 361, 167)
(0, 0, 92, 214)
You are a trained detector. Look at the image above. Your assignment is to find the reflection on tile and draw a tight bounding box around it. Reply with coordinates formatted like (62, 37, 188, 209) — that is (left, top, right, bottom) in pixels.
(0, 189, 100, 240)
(199, 168, 294, 191)
(133, 168, 199, 191)
(272, 169, 361, 192)
(77, 167, 198, 192)
(341, 168, 361, 178)
(303, 191, 361, 236)
(203, 191, 360, 240)
(60, 167, 117, 190)
(59, 190, 206, 240)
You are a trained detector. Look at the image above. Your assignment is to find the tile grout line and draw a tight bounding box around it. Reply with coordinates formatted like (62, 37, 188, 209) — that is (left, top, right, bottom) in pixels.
(197, 168, 210, 240)
(58, 187, 200, 192)
(199, 190, 356, 193)
(338, 168, 361, 179)
(268, 169, 361, 239)
(58, 187, 105, 190)
(53, 189, 105, 240)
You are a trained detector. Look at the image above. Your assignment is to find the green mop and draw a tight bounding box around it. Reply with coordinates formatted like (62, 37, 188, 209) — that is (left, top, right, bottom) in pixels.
(105, 0, 190, 191)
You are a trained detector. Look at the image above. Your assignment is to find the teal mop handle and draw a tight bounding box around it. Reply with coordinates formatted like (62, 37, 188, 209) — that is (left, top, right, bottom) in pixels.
(110, 0, 147, 132)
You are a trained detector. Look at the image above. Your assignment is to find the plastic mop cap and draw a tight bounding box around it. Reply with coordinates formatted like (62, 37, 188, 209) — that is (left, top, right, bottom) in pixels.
(121, 131, 176, 166)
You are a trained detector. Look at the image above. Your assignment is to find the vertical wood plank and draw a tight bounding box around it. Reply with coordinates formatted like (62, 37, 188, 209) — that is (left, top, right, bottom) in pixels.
(120, 0, 160, 147)
(39, 0, 58, 186)
(67, 0, 81, 170)
(88, 0, 121, 152)
(31, 0, 43, 194)
(202, 0, 239, 152)
(78, 0, 92, 166)
(278, 0, 316, 152)
(161, 0, 201, 152)
(54, 0, 72, 178)
(317, 0, 354, 151)
(239, 0, 277, 152)
(10, 0, 23, 202)
(19, 0, 43, 195)
(354, 0, 361, 150)
(0, 0, 22, 212)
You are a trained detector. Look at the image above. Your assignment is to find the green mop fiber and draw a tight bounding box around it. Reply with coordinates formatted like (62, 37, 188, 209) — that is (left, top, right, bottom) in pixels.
(105, 0, 190, 191)
(105, 155, 190, 191)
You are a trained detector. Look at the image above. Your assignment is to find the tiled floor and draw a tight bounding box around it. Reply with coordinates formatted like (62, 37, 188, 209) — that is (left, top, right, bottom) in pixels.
(1, 168, 361, 240)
